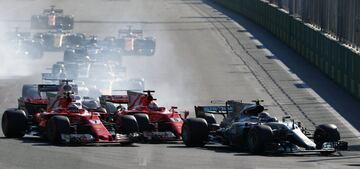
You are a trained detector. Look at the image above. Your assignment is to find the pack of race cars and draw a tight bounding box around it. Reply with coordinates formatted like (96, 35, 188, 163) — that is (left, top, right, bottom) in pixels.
(1, 6, 348, 155)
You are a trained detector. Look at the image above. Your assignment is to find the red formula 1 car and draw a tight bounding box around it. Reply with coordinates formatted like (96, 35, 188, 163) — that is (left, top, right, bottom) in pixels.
(2, 80, 139, 145)
(100, 90, 185, 142)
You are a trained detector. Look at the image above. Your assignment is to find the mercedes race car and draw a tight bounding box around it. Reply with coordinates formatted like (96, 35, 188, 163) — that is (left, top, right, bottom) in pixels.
(100, 90, 184, 142)
(34, 30, 85, 51)
(31, 5, 74, 30)
(2, 80, 139, 145)
(102, 27, 156, 56)
(181, 100, 348, 155)
(2, 29, 43, 59)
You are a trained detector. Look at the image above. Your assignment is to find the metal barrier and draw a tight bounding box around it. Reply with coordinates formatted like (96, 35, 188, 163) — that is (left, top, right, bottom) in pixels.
(214, 0, 360, 99)
(267, 0, 360, 50)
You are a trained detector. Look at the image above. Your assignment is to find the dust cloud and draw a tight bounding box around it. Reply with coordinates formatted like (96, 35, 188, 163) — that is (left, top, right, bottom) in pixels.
(0, 22, 34, 79)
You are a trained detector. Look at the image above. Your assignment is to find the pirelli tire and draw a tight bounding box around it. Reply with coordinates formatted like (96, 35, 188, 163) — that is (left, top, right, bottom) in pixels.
(247, 125, 273, 154)
(133, 113, 152, 132)
(182, 118, 208, 147)
(119, 115, 139, 135)
(314, 124, 340, 149)
(46, 116, 71, 144)
(2, 109, 28, 138)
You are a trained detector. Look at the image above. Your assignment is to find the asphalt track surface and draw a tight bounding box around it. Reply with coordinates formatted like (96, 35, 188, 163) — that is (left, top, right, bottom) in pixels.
(0, 0, 360, 169)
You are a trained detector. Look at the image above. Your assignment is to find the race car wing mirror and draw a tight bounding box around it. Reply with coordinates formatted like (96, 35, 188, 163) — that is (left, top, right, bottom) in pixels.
(282, 115, 291, 122)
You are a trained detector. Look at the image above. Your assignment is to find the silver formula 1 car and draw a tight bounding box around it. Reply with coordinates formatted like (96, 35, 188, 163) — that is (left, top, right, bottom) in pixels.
(182, 100, 348, 155)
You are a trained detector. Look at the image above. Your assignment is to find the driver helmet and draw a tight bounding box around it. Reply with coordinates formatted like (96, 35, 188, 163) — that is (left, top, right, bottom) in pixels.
(68, 102, 81, 112)
(258, 112, 277, 122)
(148, 101, 159, 110)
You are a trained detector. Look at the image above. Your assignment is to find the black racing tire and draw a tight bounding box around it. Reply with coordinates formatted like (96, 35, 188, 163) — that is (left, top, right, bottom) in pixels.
(247, 125, 273, 154)
(2, 109, 28, 138)
(133, 113, 153, 132)
(202, 113, 217, 125)
(47, 116, 71, 144)
(119, 115, 139, 134)
(181, 118, 208, 147)
(314, 124, 340, 149)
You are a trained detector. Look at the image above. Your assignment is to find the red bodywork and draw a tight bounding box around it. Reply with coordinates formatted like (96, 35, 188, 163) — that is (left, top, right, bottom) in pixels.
(101, 91, 184, 140)
(35, 109, 114, 142)
(20, 83, 132, 144)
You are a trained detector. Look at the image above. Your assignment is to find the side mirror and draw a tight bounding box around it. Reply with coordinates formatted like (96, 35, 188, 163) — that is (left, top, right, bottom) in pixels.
(171, 106, 178, 110)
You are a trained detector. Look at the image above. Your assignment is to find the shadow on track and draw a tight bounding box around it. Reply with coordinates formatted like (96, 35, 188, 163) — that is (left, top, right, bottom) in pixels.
(167, 144, 345, 157)
(0, 137, 139, 147)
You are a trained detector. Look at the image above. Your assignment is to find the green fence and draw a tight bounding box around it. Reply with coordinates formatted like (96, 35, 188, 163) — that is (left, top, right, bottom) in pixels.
(214, 0, 360, 99)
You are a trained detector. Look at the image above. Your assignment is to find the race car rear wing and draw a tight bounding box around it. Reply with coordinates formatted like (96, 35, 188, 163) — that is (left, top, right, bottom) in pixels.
(42, 73, 58, 81)
(100, 95, 129, 104)
(43, 6, 63, 14)
(195, 106, 233, 118)
(38, 84, 60, 92)
(118, 29, 143, 35)
(38, 83, 78, 94)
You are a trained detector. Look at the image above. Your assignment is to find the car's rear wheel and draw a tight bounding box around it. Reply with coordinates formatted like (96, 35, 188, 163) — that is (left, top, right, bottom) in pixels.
(2, 109, 27, 138)
(47, 116, 71, 144)
(182, 118, 208, 147)
(247, 125, 273, 154)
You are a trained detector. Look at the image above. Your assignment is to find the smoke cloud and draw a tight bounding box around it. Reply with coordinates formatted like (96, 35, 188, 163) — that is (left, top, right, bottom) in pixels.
(0, 22, 34, 79)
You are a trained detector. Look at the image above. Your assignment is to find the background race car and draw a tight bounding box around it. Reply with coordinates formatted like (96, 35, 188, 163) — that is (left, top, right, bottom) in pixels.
(31, 5, 74, 30)
(33, 30, 85, 51)
(102, 27, 156, 56)
(42, 61, 144, 98)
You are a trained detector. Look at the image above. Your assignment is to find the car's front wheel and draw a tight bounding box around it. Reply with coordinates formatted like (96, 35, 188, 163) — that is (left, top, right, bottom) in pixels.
(47, 116, 71, 144)
(247, 125, 273, 154)
(182, 118, 208, 147)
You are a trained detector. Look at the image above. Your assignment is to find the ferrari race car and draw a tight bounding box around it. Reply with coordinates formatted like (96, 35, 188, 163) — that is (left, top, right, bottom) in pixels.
(100, 90, 184, 142)
(31, 5, 74, 30)
(2, 29, 43, 59)
(102, 27, 156, 56)
(181, 100, 348, 155)
(2, 80, 139, 145)
(34, 30, 85, 51)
